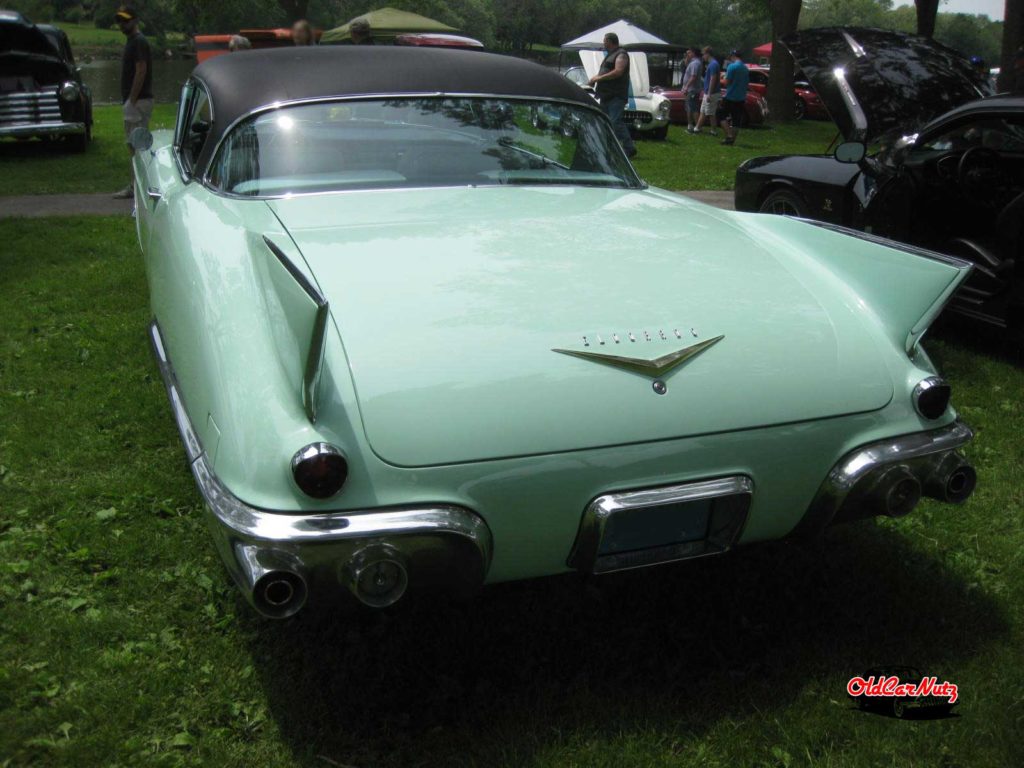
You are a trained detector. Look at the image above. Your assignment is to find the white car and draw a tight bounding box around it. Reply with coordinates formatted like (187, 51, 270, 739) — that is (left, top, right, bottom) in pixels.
(564, 52, 671, 139)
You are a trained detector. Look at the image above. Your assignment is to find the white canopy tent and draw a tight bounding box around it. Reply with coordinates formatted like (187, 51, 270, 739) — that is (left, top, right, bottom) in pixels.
(560, 19, 680, 51)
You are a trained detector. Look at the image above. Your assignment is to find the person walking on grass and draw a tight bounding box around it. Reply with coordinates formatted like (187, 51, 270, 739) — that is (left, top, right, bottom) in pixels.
(588, 32, 637, 158)
(681, 47, 702, 133)
(692, 46, 720, 136)
(112, 5, 153, 199)
(720, 50, 749, 146)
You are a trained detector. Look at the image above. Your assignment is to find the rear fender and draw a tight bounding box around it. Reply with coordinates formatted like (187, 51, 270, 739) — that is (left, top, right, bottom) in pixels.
(743, 215, 972, 353)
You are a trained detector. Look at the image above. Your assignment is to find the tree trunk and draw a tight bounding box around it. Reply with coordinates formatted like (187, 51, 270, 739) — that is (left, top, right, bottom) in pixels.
(278, 1, 310, 23)
(915, 0, 940, 38)
(998, 0, 1024, 92)
(767, 0, 802, 123)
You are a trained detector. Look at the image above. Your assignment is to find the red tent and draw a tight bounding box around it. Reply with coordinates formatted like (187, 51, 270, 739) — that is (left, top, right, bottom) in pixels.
(752, 41, 771, 62)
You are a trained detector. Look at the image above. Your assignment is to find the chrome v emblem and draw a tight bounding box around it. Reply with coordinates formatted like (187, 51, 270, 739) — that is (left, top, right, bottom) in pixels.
(552, 335, 725, 377)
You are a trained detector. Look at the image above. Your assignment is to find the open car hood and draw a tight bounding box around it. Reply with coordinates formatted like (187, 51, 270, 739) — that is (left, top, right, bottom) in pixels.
(0, 11, 60, 59)
(780, 27, 984, 144)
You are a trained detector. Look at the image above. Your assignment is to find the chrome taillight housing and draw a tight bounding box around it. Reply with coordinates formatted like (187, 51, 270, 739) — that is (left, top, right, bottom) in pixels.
(913, 376, 952, 420)
(291, 442, 348, 498)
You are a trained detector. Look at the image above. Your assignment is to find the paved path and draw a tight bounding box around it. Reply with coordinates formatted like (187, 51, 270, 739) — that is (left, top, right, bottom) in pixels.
(0, 193, 133, 219)
(0, 189, 734, 219)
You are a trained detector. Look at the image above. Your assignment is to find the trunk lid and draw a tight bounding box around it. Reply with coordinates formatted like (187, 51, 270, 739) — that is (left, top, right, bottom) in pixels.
(270, 187, 894, 467)
(780, 27, 984, 144)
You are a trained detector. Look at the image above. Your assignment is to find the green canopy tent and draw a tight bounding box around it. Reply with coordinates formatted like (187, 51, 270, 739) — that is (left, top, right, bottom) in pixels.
(320, 7, 457, 44)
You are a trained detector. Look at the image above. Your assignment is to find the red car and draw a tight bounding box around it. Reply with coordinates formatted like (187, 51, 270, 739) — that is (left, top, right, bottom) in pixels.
(654, 85, 768, 127)
(747, 65, 828, 120)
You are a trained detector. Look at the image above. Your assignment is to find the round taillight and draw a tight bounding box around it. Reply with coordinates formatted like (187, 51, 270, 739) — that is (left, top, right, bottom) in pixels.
(913, 376, 951, 420)
(291, 442, 348, 498)
(59, 81, 79, 101)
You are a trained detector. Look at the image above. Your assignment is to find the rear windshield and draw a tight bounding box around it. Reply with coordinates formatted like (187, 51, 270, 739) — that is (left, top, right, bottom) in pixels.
(208, 96, 641, 196)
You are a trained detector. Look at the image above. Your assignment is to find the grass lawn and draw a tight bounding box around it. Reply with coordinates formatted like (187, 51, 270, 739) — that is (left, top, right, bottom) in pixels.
(0, 105, 837, 197)
(1, 216, 1023, 767)
(632, 120, 839, 190)
(0, 104, 177, 197)
(60, 22, 123, 50)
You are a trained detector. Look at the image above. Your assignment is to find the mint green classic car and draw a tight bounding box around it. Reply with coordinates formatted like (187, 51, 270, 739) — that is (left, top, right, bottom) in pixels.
(132, 46, 977, 619)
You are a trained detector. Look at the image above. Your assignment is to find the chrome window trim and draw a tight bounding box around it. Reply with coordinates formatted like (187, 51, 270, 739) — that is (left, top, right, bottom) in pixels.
(173, 77, 215, 184)
(200, 91, 641, 196)
(797, 219, 973, 270)
(569, 476, 753, 574)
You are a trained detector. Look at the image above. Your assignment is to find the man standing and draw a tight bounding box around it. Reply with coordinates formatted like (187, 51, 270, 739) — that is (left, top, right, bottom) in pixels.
(682, 47, 702, 134)
(112, 5, 153, 199)
(720, 50, 749, 146)
(588, 32, 637, 158)
(349, 18, 375, 44)
(693, 46, 720, 136)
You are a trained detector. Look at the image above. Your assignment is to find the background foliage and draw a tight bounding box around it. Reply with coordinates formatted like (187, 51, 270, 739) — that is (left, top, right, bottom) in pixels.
(7, 0, 1006, 63)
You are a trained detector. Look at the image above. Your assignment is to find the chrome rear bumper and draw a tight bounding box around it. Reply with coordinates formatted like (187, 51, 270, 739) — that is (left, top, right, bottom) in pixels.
(0, 121, 85, 139)
(796, 420, 975, 536)
(149, 322, 492, 618)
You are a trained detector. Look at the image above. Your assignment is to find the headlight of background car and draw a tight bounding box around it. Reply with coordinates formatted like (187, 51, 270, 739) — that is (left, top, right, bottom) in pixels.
(59, 81, 79, 102)
(658, 100, 670, 118)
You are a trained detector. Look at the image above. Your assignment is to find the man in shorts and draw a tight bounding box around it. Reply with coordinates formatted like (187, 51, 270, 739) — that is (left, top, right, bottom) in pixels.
(681, 48, 702, 134)
(721, 50, 749, 146)
(693, 46, 721, 136)
(113, 5, 153, 199)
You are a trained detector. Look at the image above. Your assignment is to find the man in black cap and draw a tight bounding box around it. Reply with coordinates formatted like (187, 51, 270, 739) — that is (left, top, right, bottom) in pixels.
(113, 5, 153, 199)
(588, 32, 637, 158)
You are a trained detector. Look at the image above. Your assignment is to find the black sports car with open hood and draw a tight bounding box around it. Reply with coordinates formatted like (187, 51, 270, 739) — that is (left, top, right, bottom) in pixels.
(735, 28, 1024, 340)
(0, 10, 93, 151)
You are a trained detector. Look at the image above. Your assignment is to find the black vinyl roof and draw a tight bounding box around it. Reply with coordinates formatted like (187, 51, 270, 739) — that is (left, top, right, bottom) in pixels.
(193, 45, 594, 152)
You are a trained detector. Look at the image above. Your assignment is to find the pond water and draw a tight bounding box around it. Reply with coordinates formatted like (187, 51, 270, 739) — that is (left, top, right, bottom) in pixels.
(80, 57, 195, 104)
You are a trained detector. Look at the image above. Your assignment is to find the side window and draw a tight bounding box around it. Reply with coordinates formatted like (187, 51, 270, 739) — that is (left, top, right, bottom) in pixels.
(918, 117, 1024, 154)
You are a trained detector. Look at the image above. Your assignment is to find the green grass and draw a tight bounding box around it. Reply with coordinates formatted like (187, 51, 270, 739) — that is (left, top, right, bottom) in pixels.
(0, 104, 177, 196)
(1, 216, 1023, 767)
(60, 22, 124, 49)
(633, 119, 839, 190)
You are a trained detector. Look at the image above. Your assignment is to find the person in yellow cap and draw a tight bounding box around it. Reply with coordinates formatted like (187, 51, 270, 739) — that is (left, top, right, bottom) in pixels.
(113, 5, 153, 199)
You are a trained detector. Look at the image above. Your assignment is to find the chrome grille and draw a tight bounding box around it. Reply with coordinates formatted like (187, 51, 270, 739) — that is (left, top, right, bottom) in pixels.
(0, 88, 63, 127)
(623, 110, 653, 124)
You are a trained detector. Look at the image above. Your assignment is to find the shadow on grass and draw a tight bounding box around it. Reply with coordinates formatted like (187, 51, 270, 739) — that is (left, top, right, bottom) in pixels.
(929, 315, 1024, 370)
(0, 137, 82, 160)
(242, 521, 1006, 766)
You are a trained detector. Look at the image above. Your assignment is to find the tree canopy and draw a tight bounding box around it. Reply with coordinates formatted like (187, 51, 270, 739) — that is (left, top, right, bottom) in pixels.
(10, 0, 1007, 67)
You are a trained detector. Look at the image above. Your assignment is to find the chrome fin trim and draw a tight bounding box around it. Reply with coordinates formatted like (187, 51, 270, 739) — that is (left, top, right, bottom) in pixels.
(262, 235, 329, 423)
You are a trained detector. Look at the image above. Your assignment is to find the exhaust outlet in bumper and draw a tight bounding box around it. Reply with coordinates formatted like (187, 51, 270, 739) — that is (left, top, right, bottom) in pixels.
(923, 452, 977, 504)
(235, 545, 309, 619)
(865, 465, 922, 518)
(797, 421, 975, 534)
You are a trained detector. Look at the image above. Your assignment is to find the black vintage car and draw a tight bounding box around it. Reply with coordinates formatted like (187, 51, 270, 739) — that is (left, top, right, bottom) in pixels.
(1, 9, 93, 151)
(735, 28, 1023, 340)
